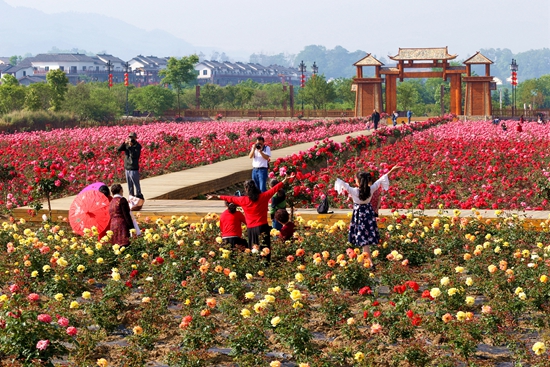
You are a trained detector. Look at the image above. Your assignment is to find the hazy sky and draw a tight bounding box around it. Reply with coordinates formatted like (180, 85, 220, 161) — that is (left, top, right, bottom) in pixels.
(5, 0, 550, 59)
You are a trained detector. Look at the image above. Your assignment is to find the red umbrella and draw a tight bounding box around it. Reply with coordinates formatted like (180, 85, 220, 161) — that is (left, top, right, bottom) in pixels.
(69, 190, 110, 236)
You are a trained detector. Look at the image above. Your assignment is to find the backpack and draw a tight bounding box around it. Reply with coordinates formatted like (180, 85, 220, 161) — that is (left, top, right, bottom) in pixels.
(317, 196, 331, 214)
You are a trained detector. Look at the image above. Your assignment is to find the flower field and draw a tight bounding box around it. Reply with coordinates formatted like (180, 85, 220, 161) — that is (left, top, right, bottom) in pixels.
(273, 119, 550, 211)
(1, 210, 550, 366)
(0, 118, 369, 211)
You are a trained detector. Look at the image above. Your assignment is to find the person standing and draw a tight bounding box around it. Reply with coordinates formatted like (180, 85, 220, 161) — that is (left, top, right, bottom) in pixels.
(109, 184, 134, 246)
(249, 136, 271, 192)
(207, 175, 292, 261)
(334, 166, 400, 267)
(392, 111, 398, 126)
(118, 132, 143, 199)
(407, 110, 413, 124)
(371, 109, 381, 130)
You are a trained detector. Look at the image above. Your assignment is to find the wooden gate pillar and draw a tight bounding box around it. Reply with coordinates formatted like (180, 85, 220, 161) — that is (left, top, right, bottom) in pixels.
(385, 74, 397, 114)
(354, 78, 383, 117)
(449, 74, 462, 115)
(463, 77, 493, 116)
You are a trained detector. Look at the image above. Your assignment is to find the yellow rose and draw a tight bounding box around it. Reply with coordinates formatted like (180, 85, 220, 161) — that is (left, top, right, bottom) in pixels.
(97, 358, 109, 367)
(245, 292, 255, 300)
(429, 288, 441, 298)
(290, 289, 302, 301)
(295, 273, 304, 282)
(133, 326, 143, 335)
(434, 248, 442, 255)
(465, 277, 473, 286)
(354, 352, 365, 362)
(82, 291, 91, 300)
(465, 296, 475, 306)
(456, 311, 466, 322)
(540, 275, 548, 283)
(455, 266, 464, 273)
(440, 277, 450, 286)
(271, 316, 281, 327)
(447, 288, 458, 296)
(532, 341, 546, 355)
(54, 293, 64, 301)
(292, 301, 303, 309)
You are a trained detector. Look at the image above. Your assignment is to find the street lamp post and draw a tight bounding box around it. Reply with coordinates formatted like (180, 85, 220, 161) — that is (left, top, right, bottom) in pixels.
(311, 62, 318, 114)
(299, 60, 306, 115)
(510, 59, 518, 117)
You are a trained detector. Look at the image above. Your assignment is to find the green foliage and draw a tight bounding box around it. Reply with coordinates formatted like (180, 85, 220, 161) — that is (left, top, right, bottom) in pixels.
(299, 74, 336, 110)
(159, 55, 200, 114)
(0, 82, 26, 115)
(0, 110, 76, 132)
(129, 85, 175, 116)
(46, 69, 69, 112)
(24, 82, 51, 111)
(63, 83, 123, 121)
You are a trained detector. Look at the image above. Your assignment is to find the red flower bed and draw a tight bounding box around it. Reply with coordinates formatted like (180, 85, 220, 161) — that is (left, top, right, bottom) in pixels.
(0, 119, 369, 211)
(272, 118, 550, 210)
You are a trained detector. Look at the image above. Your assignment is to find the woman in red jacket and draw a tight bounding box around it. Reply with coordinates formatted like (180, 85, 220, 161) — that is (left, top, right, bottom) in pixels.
(208, 175, 291, 260)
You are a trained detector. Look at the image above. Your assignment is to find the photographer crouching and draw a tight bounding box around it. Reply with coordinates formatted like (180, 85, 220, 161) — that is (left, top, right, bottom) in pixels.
(118, 132, 144, 200)
(248, 136, 271, 192)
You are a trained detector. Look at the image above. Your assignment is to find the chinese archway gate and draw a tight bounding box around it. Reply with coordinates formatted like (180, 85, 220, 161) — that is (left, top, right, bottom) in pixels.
(353, 47, 494, 117)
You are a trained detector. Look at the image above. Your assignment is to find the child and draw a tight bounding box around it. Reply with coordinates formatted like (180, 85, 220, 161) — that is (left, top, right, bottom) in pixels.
(334, 166, 400, 267)
(220, 201, 248, 250)
(269, 179, 287, 230)
(274, 208, 295, 241)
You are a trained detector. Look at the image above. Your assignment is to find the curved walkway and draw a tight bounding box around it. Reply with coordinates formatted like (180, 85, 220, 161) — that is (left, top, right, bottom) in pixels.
(13, 127, 550, 226)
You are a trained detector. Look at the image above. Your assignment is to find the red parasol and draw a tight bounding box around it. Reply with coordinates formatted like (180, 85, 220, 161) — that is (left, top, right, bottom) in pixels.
(80, 182, 106, 194)
(69, 190, 110, 236)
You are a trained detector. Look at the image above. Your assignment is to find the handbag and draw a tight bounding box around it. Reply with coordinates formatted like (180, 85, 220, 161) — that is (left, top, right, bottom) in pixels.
(128, 195, 145, 211)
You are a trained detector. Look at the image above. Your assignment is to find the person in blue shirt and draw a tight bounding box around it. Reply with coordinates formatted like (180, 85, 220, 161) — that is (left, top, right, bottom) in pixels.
(406, 110, 412, 124)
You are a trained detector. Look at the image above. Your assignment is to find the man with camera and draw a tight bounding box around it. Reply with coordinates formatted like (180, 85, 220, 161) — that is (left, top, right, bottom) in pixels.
(248, 136, 271, 192)
(118, 132, 143, 200)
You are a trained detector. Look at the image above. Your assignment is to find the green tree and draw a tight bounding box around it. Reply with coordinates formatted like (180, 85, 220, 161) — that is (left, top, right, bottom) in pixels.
(299, 74, 336, 110)
(24, 82, 51, 111)
(1, 74, 19, 86)
(46, 69, 69, 112)
(129, 85, 175, 116)
(9, 55, 22, 66)
(63, 83, 122, 121)
(159, 55, 199, 116)
(331, 78, 355, 108)
(0, 75, 25, 115)
(199, 84, 223, 109)
(396, 81, 420, 111)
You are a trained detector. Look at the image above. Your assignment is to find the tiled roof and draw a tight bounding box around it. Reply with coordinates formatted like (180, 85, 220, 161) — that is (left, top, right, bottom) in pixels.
(29, 53, 98, 63)
(96, 54, 126, 64)
(354, 54, 384, 66)
(389, 47, 457, 61)
(463, 52, 493, 64)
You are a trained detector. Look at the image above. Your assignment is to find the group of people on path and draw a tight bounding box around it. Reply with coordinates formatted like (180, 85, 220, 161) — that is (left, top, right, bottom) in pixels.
(371, 109, 413, 129)
(207, 135, 401, 267)
(100, 132, 402, 270)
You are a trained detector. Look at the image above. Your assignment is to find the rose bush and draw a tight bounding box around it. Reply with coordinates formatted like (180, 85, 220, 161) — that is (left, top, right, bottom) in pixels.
(0, 209, 549, 366)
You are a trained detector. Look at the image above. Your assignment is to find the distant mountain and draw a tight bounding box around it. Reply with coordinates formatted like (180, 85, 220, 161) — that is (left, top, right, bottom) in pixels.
(0, 0, 206, 60)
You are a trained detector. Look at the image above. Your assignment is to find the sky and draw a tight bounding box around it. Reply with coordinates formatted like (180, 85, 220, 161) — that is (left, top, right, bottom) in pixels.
(4, 0, 550, 60)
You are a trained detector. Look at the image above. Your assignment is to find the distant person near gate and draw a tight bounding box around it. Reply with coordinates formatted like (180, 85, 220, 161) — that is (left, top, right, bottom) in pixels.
(407, 110, 413, 124)
(371, 109, 381, 130)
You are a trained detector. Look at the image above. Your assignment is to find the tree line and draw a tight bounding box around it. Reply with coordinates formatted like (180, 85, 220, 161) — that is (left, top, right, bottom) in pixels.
(1, 54, 549, 125)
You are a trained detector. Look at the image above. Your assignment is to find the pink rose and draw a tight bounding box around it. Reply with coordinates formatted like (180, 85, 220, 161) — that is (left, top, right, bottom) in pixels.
(54, 180, 61, 187)
(57, 317, 69, 327)
(36, 339, 50, 350)
(370, 323, 383, 334)
(27, 293, 40, 302)
(9, 284, 20, 293)
(37, 314, 52, 323)
(66, 326, 78, 336)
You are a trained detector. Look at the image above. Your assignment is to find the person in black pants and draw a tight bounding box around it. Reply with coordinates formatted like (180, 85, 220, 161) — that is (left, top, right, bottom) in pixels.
(371, 109, 381, 130)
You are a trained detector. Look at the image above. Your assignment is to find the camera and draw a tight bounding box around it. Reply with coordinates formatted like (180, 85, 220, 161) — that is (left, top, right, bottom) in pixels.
(255, 143, 262, 150)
